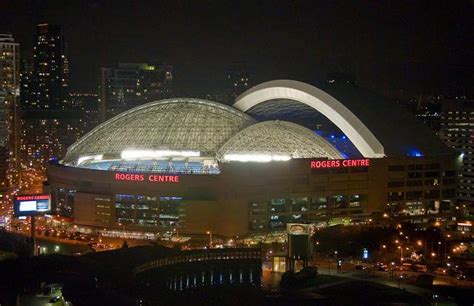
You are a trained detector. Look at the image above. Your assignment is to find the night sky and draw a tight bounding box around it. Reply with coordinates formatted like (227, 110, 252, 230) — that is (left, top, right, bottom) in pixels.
(1, 0, 473, 96)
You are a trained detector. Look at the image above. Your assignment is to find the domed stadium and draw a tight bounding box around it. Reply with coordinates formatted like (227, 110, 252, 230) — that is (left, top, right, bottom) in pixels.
(62, 97, 343, 174)
(47, 80, 455, 237)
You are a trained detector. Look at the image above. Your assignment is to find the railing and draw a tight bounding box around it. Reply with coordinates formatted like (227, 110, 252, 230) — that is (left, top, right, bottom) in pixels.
(133, 248, 261, 276)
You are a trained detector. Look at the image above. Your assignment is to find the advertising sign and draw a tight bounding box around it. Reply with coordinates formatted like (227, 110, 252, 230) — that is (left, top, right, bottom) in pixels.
(114, 173, 180, 183)
(310, 158, 370, 169)
(287, 223, 311, 235)
(14, 194, 51, 216)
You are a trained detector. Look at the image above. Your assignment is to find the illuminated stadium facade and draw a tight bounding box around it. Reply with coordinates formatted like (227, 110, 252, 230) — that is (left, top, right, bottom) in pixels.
(46, 80, 458, 237)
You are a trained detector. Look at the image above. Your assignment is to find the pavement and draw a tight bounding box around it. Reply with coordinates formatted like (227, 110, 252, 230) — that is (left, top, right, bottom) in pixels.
(315, 266, 433, 297)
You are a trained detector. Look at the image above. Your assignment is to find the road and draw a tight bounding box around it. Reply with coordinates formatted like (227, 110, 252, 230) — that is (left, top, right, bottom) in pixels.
(313, 262, 433, 297)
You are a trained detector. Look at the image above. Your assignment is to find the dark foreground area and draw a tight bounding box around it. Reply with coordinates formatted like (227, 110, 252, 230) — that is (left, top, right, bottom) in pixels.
(0, 243, 472, 306)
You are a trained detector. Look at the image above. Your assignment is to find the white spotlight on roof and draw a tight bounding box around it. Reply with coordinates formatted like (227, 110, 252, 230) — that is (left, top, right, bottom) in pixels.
(121, 150, 200, 160)
(223, 154, 291, 162)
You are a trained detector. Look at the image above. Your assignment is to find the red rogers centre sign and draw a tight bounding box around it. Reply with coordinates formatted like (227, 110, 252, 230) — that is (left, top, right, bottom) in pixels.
(115, 173, 180, 183)
(16, 195, 50, 201)
(310, 159, 370, 169)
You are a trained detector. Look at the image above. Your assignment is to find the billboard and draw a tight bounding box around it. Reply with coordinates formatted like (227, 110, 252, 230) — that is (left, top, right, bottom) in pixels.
(286, 223, 315, 235)
(286, 223, 315, 271)
(14, 194, 51, 216)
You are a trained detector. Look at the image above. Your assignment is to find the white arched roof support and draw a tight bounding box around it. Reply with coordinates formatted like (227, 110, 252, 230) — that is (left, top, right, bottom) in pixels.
(233, 80, 385, 158)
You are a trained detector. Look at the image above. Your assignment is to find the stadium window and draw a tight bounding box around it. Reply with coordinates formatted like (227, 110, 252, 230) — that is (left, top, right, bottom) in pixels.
(349, 195, 361, 207)
(387, 192, 404, 201)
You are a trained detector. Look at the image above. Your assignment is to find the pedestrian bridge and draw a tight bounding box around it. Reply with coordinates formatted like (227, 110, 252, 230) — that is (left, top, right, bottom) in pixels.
(133, 248, 262, 291)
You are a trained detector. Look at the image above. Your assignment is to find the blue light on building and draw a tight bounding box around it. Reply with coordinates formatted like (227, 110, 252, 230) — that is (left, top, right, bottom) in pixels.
(407, 149, 423, 157)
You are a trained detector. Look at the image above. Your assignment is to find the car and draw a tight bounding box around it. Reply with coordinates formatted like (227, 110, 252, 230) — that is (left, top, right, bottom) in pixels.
(434, 268, 448, 275)
(431, 294, 457, 306)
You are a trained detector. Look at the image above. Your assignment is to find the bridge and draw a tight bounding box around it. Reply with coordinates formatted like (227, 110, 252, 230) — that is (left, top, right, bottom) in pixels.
(133, 248, 262, 291)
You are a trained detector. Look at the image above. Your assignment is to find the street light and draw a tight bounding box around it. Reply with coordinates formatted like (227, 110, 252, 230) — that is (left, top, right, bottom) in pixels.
(206, 231, 213, 246)
(398, 246, 403, 264)
(437, 241, 442, 260)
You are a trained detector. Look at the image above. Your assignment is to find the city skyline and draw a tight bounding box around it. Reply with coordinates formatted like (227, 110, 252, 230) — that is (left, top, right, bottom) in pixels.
(1, 1, 473, 96)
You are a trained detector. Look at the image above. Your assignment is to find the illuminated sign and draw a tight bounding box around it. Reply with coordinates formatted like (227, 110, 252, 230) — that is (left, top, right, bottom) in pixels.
(363, 248, 369, 259)
(287, 223, 313, 235)
(14, 194, 51, 216)
(310, 158, 370, 169)
(114, 173, 180, 183)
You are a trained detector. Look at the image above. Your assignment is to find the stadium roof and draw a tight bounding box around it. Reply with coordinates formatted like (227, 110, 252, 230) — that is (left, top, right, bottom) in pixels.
(63, 79, 450, 169)
(217, 120, 343, 161)
(63, 96, 344, 168)
(235, 80, 450, 157)
(63, 98, 255, 163)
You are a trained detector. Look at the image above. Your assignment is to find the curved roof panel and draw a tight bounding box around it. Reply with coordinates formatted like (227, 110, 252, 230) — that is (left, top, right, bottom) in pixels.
(234, 80, 385, 158)
(63, 98, 255, 163)
(217, 120, 343, 161)
(234, 80, 449, 157)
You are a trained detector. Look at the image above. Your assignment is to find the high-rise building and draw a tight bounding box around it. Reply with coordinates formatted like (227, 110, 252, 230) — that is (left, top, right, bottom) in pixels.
(99, 62, 172, 120)
(18, 24, 72, 192)
(225, 62, 252, 104)
(409, 95, 442, 132)
(20, 55, 33, 109)
(20, 110, 89, 186)
(68, 92, 101, 131)
(24, 24, 68, 110)
(0, 33, 20, 206)
(0, 34, 19, 94)
(0, 92, 8, 193)
(440, 98, 474, 215)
